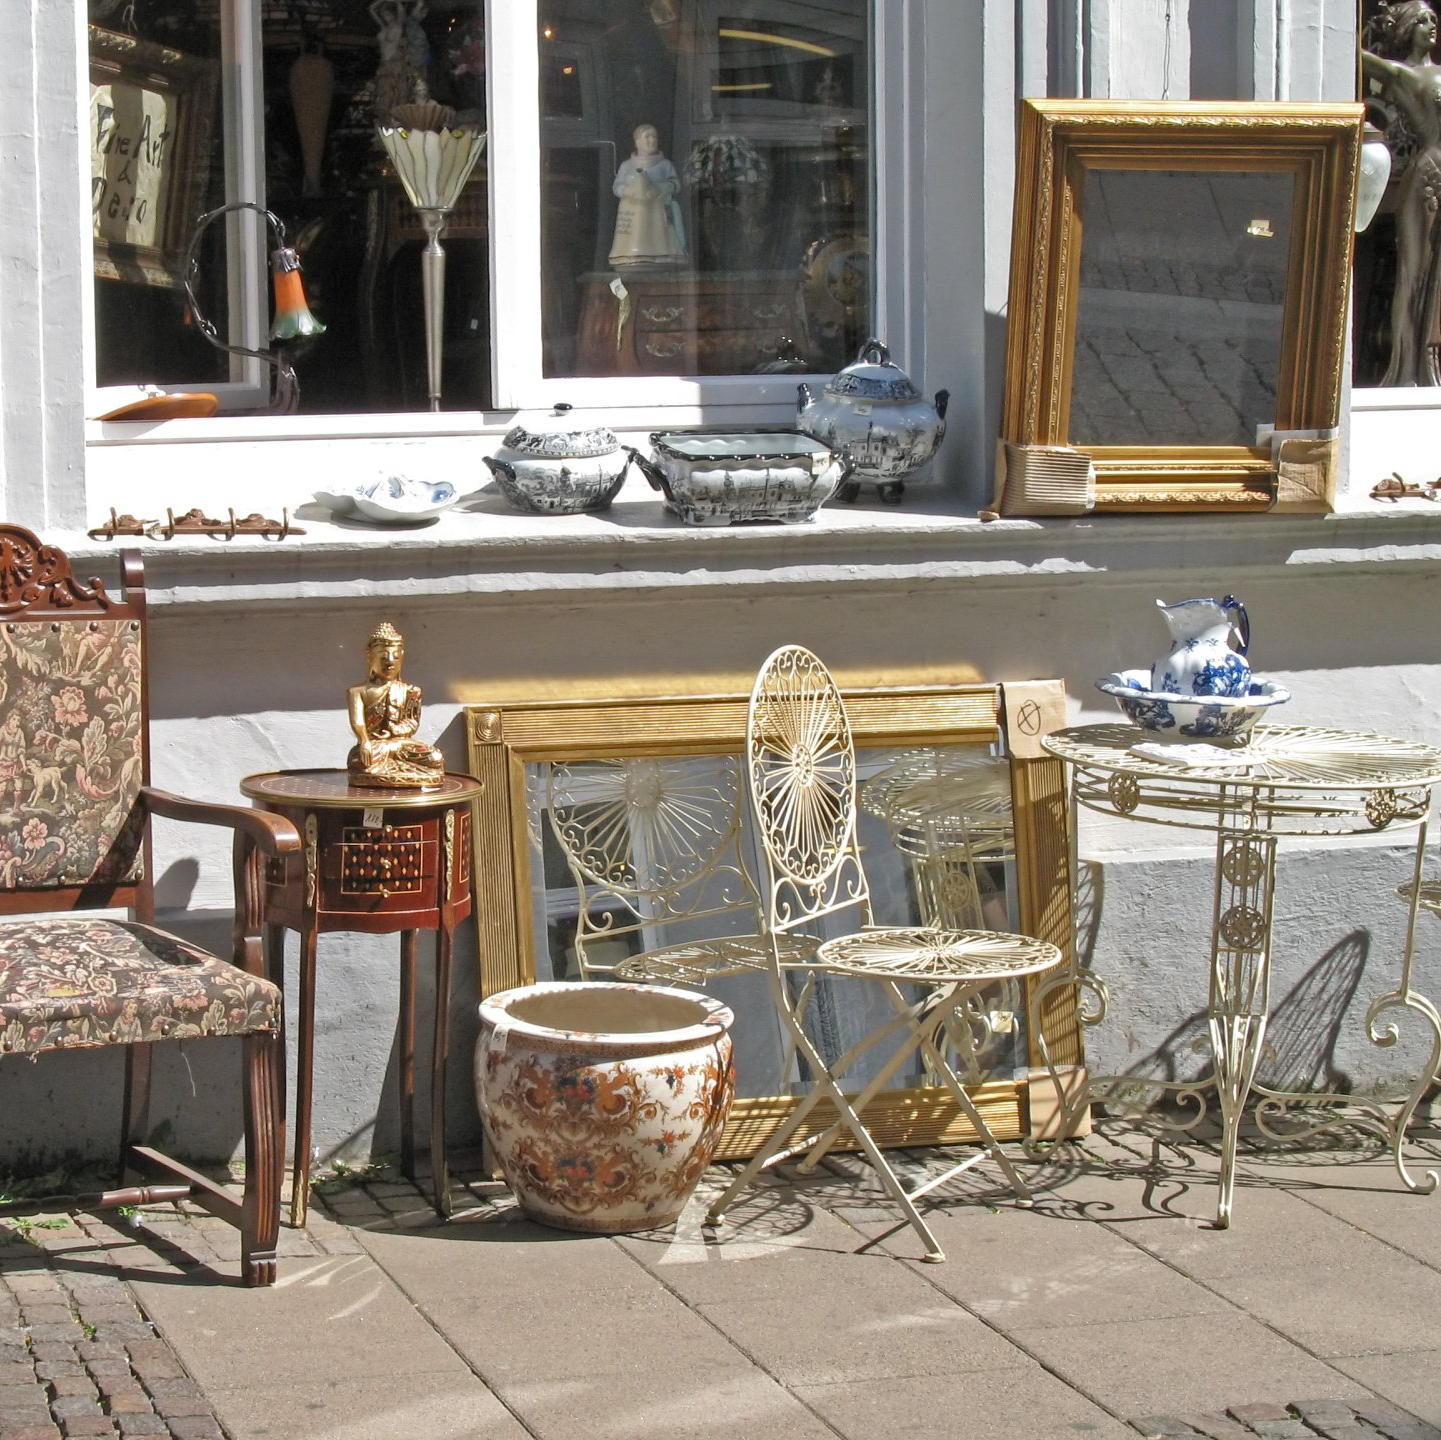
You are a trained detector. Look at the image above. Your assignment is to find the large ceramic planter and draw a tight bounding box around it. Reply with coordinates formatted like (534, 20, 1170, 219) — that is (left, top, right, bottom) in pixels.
(475, 980, 736, 1233)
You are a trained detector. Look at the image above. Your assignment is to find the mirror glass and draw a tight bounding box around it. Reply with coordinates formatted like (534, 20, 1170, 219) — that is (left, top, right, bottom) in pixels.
(1070, 169, 1294, 449)
(522, 744, 1024, 1101)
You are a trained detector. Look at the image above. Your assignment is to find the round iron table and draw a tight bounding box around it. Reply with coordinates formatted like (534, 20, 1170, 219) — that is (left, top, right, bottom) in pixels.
(1039, 722, 1441, 1227)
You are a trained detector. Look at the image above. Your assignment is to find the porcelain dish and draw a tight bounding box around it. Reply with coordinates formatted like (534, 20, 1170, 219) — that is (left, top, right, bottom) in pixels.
(318, 475, 461, 524)
(634, 431, 850, 525)
(1097, 669, 1291, 740)
(483, 403, 635, 515)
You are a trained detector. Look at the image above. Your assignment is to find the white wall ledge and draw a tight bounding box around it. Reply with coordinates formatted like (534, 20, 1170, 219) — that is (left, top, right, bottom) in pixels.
(52, 495, 1441, 614)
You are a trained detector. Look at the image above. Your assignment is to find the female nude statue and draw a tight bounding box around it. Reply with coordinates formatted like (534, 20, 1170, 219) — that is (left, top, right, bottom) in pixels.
(1363, 0, 1441, 385)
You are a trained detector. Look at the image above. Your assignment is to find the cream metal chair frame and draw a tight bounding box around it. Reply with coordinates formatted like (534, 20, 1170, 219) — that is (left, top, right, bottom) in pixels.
(544, 754, 817, 985)
(704, 645, 1062, 1262)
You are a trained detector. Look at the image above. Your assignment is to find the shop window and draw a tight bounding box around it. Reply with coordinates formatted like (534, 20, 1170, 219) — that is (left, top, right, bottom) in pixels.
(86, 0, 872, 418)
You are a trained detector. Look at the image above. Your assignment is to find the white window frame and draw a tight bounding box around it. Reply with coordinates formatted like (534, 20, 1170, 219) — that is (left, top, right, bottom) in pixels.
(82, 0, 913, 431)
(82, 0, 276, 417)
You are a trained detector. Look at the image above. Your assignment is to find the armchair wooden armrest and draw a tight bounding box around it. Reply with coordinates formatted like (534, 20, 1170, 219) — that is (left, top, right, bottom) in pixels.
(140, 787, 302, 855)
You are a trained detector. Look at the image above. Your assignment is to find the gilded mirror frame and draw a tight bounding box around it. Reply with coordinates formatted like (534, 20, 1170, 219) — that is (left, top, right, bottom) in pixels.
(465, 682, 1081, 1160)
(1001, 99, 1362, 513)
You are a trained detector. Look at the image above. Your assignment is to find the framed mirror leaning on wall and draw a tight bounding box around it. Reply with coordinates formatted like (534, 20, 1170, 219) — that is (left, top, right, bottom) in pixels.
(465, 682, 1080, 1160)
(1000, 100, 1362, 514)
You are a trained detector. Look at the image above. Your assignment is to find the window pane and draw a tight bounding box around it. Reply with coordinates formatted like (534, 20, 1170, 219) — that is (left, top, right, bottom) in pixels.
(541, 0, 870, 380)
(90, 15, 228, 393)
(90, 2, 491, 414)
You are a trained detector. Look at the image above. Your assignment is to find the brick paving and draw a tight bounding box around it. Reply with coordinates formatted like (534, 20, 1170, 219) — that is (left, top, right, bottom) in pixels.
(1129, 1401, 1441, 1440)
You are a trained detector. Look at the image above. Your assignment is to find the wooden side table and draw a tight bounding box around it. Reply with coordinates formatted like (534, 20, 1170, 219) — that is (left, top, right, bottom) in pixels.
(240, 770, 483, 1227)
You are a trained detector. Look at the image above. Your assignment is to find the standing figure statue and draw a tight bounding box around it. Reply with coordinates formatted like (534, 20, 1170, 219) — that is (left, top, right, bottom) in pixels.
(1363, 1, 1441, 385)
(609, 123, 687, 269)
(371, 0, 430, 124)
(346, 621, 445, 790)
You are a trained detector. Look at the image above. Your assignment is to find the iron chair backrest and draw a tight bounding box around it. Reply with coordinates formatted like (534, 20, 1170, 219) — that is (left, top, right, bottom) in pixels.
(0, 526, 152, 920)
(745, 644, 874, 939)
(545, 753, 772, 977)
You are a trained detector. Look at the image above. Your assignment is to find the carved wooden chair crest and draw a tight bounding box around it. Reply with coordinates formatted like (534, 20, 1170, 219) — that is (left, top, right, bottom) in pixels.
(0, 524, 298, 1285)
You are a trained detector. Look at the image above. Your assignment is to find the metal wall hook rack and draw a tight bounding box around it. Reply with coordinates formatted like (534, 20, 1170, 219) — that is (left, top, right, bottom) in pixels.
(88, 507, 305, 541)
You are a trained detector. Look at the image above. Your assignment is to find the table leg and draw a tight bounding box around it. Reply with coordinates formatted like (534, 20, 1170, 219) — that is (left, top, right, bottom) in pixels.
(264, 924, 288, 1178)
(1207, 816, 1276, 1228)
(291, 924, 318, 1229)
(399, 930, 417, 1183)
(431, 924, 453, 1218)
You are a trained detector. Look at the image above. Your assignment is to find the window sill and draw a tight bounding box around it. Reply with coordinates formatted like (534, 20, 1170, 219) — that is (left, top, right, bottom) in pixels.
(58, 473, 1441, 614)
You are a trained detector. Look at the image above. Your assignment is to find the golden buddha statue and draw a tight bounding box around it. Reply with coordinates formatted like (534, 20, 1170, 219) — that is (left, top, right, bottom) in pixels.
(346, 622, 445, 790)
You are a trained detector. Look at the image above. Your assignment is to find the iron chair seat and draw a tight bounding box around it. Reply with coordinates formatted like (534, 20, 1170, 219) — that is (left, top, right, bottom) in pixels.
(611, 932, 817, 987)
(815, 926, 1059, 984)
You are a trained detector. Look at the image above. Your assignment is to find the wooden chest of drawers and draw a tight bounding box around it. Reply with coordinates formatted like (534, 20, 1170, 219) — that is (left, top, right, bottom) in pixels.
(576, 270, 800, 376)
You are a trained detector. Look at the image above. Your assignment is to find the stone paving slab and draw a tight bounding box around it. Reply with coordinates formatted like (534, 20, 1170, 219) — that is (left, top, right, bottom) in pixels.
(2, 1126, 1441, 1439)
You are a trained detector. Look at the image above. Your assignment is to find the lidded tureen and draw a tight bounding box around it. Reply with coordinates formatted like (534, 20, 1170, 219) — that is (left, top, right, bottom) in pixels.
(796, 338, 949, 502)
(483, 403, 636, 515)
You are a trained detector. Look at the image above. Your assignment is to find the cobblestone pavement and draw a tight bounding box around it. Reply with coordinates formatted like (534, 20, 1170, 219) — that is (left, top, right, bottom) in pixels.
(0, 1181, 362, 1440)
(3, 1129, 1441, 1439)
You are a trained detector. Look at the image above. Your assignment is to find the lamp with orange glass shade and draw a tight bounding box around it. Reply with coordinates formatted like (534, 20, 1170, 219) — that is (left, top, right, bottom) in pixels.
(181, 200, 325, 414)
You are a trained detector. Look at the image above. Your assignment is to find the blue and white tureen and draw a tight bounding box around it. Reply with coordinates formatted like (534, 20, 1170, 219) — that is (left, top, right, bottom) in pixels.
(483, 403, 636, 515)
(796, 337, 948, 502)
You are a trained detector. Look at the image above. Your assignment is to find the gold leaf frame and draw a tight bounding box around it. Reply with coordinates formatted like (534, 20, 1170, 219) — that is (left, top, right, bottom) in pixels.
(1001, 99, 1362, 513)
(465, 682, 1081, 1159)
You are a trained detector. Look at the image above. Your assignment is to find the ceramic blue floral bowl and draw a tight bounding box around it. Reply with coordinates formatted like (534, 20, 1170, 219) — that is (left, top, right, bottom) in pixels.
(1097, 669, 1290, 740)
(316, 475, 461, 525)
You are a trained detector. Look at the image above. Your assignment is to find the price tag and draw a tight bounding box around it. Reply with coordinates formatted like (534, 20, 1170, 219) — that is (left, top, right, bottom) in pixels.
(362, 807, 384, 829)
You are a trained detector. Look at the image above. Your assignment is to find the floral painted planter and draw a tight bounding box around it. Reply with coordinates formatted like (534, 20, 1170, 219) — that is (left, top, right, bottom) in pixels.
(474, 980, 735, 1233)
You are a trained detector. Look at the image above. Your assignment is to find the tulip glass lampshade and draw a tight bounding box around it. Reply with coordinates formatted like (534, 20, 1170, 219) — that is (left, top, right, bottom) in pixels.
(1355, 122, 1392, 234)
(376, 115, 487, 411)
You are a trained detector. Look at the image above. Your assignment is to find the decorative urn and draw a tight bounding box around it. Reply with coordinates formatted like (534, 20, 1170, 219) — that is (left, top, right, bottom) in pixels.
(796, 338, 949, 502)
(475, 980, 736, 1233)
(483, 403, 637, 515)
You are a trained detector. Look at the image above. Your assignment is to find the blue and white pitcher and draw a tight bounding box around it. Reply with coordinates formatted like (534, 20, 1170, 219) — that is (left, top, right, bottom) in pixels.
(1151, 596, 1251, 697)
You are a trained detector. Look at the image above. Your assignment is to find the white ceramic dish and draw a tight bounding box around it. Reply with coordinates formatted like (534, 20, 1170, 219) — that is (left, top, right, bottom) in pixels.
(317, 475, 460, 525)
(634, 431, 850, 526)
(1097, 669, 1291, 741)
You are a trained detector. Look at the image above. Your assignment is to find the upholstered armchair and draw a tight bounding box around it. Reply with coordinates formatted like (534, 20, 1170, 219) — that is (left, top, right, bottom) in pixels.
(0, 525, 298, 1285)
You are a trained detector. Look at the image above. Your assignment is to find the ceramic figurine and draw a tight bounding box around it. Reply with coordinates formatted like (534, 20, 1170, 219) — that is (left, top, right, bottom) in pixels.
(796, 338, 948, 503)
(346, 621, 445, 789)
(608, 123, 687, 269)
(1151, 596, 1251, 698)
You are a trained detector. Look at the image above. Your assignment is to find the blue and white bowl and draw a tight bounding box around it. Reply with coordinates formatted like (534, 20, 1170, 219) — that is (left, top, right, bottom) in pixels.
(317, 475, 461, 525)
(1097, 669, 1290, 740)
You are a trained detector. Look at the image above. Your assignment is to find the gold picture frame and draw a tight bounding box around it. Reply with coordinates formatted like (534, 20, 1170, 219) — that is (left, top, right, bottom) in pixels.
(89, 25, 219, 289)
(1000, 99, 1362, 513)
(465, 682, 1081, 1160)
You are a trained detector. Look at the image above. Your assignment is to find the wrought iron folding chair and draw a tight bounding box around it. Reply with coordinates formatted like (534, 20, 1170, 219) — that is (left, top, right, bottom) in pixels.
(0, 524, 298, 1285)
(704, 644, 1063, 1262)
(544, 754, 818, 984)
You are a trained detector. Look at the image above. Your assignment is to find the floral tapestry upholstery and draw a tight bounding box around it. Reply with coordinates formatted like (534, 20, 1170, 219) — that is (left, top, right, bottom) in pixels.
(0, 618, 144, 890)
(0, 917, 281, 1056)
